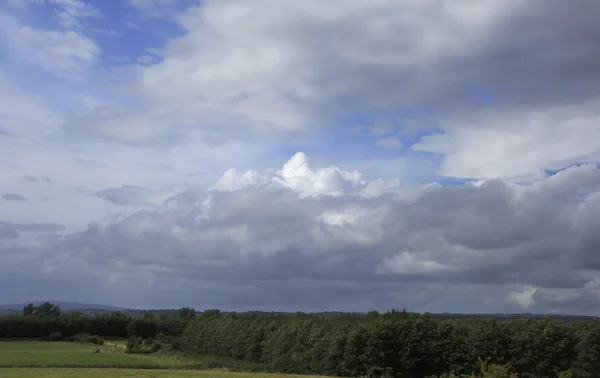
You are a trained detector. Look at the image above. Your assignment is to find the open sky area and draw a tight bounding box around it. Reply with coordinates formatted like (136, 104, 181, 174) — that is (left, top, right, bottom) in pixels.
(1, 0, 600, 314)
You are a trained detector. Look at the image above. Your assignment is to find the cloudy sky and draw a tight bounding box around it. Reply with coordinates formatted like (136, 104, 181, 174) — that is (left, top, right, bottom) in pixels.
(1, 0, 600, 314)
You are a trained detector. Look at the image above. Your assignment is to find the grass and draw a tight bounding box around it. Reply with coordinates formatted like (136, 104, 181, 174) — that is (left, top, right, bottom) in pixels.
(0, 341, 330, 377)
(0, 341, 188, 368)
(0, 368, 325, 377)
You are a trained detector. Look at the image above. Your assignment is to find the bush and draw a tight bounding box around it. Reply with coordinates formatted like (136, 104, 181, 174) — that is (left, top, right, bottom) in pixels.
(150, 341, 163, 352)
(73, 332, 104, 345)
(47, 332, 63, 341)
(142, 338, 153, 346)
(125, 336, 162, 354)
(126, 337, 142, 351)
(170, 337, 181, 350)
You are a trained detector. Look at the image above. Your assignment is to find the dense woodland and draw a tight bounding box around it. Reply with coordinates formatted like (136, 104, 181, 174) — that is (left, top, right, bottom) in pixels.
(4, 302, 600, 377)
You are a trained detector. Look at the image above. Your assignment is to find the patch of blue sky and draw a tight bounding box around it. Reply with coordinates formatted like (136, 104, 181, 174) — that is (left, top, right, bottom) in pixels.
(91, 2, 187, 62)
(20, 1, 185, 63)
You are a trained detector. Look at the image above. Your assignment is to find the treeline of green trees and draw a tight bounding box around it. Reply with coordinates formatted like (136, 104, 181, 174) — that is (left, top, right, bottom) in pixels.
(0, 302, 195, 339)
(179, 309, 600, 378)
(5, 303, 600, 377)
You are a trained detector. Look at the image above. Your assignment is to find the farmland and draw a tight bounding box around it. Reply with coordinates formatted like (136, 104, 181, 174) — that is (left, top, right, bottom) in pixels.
(0, 341, 185, 368)
(0, 368, 325, 378)
(0, 341, 328, 378)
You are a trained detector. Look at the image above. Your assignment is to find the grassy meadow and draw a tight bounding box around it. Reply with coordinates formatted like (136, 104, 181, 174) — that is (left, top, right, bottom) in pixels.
(0, 368, 323, 378)
(0, 341, 329, 377)
(0, 341, 186, 368)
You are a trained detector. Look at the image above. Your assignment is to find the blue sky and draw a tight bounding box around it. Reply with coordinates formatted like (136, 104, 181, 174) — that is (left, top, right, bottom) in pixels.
(1, 0, 600, 314)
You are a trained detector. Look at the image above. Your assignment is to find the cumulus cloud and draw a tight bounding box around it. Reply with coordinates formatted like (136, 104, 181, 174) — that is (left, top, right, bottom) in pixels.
(2, 0, 600, 315)
(72, 0, 600, 181)
(6, 154, 595, 313)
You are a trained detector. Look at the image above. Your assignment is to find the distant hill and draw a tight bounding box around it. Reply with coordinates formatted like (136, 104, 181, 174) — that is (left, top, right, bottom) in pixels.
(0, 301, 127, 312)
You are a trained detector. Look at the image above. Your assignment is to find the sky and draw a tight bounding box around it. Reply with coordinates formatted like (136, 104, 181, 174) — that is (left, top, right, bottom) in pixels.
(1, 0, 600, 314)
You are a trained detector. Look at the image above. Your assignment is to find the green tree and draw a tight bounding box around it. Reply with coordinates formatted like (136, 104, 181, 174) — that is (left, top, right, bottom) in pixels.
(22, 303, 35, 316)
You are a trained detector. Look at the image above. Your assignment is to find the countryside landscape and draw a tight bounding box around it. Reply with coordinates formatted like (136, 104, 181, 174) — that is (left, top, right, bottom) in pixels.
(3, 0, 600, 377)
(1, 301, 600, 377)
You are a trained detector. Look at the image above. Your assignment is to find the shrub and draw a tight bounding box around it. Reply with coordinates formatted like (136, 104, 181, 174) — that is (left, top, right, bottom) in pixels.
(73, 332, 104, 345)
(170, 337, 181, 350)
(47, 332, 63, 341)
(125, 336, 162, 354)
(150, 341, 163, 352)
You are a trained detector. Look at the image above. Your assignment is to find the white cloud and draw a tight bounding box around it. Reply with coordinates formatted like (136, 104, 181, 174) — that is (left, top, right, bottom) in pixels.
(2, 154, 599, 312)
(508, 285, 538, 310)
(82, 0, 513, 141)
(73, 0, 600, 182)
(213, 152, 400, 198)
(49, 0, 101, 29)
(414, 103, 600, 181)
(0, 11, 99, 79)
(2, 0, 600, 313)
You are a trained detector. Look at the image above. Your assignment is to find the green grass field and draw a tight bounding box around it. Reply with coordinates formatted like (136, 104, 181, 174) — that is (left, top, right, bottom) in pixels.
(0, 341, 329, 377)
(0, 341, 187, 368)
(0, 368, 322, 377)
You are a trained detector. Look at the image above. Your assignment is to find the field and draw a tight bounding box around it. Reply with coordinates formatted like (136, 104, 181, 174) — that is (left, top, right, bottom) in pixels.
(0, 341, 186, 368)
(0, 368, 321, 377)
(0, 341, 328, 377)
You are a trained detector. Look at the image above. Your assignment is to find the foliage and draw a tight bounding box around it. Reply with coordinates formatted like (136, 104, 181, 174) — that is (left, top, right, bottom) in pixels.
(46, 332, 63, 342)
(69, 333, 104, 345)
(0, 303, 191, 340)
(0, 367, 321, 378)
(22, 302, 61, 318)
(178, 310, 589, 377)
(3, 303, 600, 377)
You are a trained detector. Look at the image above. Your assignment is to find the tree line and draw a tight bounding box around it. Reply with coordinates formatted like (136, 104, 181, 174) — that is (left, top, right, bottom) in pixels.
(0, 302, 194, 340)
(178, 309, 600, 377)
(3, 303, 600, 377)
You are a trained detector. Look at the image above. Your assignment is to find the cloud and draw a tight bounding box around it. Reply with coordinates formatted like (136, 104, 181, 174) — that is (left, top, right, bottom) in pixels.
(377, 136, 403, 149)
(6, 154, 596, 313)
(72, 0, 600, 182)
(9, 222, 66, 232)
(94, 185, 178, 207)
(0, 11, 100, 79)
(2, 0, 600, 314)
(2, 193, 28, 202)
(0, 227, 19, 240)
(49, 0, 102, 30)
(24, 175, 52, 183)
